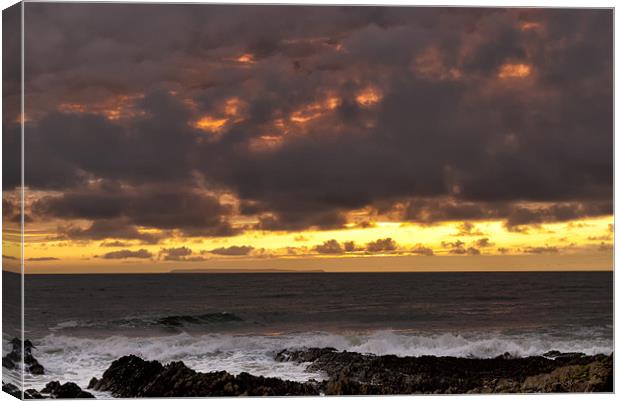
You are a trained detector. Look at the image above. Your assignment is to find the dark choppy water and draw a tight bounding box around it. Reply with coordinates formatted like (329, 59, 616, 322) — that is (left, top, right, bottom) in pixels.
(2, 271, 614, 394)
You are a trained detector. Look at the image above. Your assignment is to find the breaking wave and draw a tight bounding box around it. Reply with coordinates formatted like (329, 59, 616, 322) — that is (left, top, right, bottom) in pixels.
(49, 312, 243, 332)
(22, 328, 613, 393)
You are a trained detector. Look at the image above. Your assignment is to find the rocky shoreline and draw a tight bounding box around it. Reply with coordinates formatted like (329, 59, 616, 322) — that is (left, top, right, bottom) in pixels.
(3, 341, 613, 398)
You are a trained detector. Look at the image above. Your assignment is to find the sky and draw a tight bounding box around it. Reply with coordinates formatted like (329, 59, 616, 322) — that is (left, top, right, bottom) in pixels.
(1, 4, 613, 273)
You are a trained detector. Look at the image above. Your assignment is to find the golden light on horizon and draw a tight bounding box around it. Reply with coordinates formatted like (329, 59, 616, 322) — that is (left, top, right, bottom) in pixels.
(498, 63, 532, 79)
(16, 213, 614, 274)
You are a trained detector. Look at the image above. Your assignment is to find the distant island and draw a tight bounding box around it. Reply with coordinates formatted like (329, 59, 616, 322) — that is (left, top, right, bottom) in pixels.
(169, 268, 325, 274)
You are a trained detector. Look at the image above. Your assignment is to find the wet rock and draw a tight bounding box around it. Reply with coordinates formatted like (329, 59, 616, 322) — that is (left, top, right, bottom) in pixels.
(277, 347, 613, 394)
(41, 381, 95, 398)
(90, 355, 319, 397)
(275, 347, 337, 363)
(2, 357, 16, 370)
(520, 358, 613, 393)
(495, 352, 514, 360)
(542, 350, 587, 362)
(24, 389, 43, 399)
(2, 382, 21, 398)
(87, 377, 99, 389)
(2, 338, 45, 375)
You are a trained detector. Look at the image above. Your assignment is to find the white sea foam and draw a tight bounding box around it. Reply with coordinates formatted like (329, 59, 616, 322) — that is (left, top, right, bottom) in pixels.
(21, 328, 613, 397)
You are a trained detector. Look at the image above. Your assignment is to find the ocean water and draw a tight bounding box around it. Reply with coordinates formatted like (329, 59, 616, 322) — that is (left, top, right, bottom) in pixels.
(2, 271, 614, 395)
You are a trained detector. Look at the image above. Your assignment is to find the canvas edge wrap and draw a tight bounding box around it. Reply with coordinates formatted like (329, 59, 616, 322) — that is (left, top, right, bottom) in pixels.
(2, 1, 24, 399)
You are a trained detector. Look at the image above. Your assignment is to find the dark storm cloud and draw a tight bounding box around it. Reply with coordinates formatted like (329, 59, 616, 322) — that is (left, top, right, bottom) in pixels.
(23, 91, 198, 189)
(57, 219, 164, 244)
(404, 199, 611, 230)
(19, 5, 612, 237)
(32, 182, 236, 238)
(99, 249, 153, 260)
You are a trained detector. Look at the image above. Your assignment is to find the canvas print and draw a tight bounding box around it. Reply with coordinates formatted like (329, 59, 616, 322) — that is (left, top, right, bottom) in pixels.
(2, 2, 614, 398)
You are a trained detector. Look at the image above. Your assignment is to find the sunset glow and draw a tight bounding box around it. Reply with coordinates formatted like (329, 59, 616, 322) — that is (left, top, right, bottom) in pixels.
(498, 63, 533, 78)
(3, 6, 612, 274)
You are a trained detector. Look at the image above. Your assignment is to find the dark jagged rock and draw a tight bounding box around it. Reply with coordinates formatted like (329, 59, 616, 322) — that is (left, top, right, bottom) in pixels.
(2, 380, 93, 399)
(276, 347, 613, 394)
(41, 381, 94, 398)
(2, 357, 16, 370)
(2, 338, 45, 375)
(89, 355, 319, 397)
(274, 347, 337, 363)
(3, 382, 21, 398)
(24, 389, 43, 399)
(87, 350, 613, 397)
(87, 377, 99, 389)
(542, 350, 587, 362)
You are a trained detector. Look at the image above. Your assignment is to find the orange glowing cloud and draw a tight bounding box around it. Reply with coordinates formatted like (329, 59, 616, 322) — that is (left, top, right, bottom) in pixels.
(249, 135, 285, 152)
(498, 63, 532, 79)
(193, 97, 245, 133)
(194, 116, 228, 132)
(236, 53, 255, 64)
(519, 22, 543, 31)
(57, 94, 145, 121)
(290, 94, 341, 124)
(225, 98, 241, 116)
(356, 87, 382, 107)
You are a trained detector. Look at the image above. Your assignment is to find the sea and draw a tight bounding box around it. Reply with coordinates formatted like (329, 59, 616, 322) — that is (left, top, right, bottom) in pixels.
(2, 271, 614, 396)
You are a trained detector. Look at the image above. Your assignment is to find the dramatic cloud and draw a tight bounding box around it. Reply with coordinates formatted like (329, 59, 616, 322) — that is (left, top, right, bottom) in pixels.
(9, 4, 612, 246)
(159, 246, 208, 262)
(410, 244, 434, 256)
(475, 238, 494, 248)
(454, 222, 484, 236)
(33, 184, 237, 238)
(315, 239, 344, 254)
(442, 240, 481, 255)
(404, 199, 612, 230)
(57, 219, 164, 244)
(100, 240, 131, 247)
(100, 249, 153, 259)
(208, 245, 254, 256)
(366, 238, 397, 253)
(160, 247, 192, 260)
